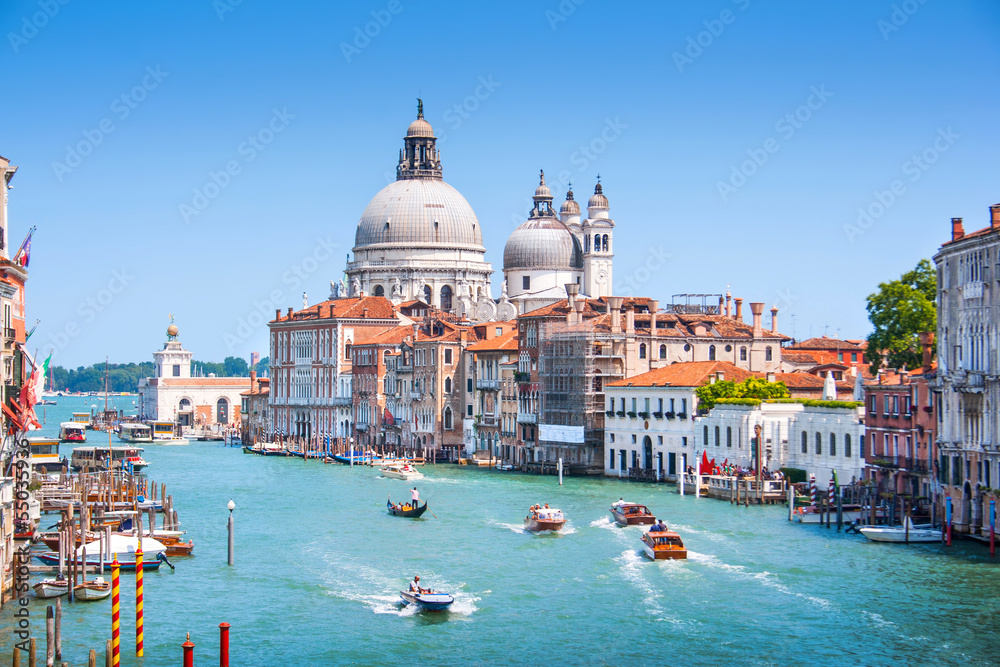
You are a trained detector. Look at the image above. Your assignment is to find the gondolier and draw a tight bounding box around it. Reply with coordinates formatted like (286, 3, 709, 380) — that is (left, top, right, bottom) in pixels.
(411, 487, 420, 507)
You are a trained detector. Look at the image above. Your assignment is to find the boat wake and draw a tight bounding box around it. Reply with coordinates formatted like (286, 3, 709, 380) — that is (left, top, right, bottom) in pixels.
(590, 516, 616, 530)
(685, 551, 833, 609)
(613, 549, 685, 625)
(666, 523, 730, 543)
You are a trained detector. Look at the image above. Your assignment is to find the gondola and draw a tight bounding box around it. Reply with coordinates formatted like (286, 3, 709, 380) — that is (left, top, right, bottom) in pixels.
(387, 498, 428, 518)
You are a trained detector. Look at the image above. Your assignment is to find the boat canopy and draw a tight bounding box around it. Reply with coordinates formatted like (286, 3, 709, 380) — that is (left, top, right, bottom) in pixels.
(76, 534, 166, 557)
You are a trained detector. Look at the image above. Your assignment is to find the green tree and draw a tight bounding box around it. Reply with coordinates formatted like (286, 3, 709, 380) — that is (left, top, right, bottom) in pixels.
(695, 377, 790, 410)
(866, 259, 937, 374)
(223, 356, 249, 377)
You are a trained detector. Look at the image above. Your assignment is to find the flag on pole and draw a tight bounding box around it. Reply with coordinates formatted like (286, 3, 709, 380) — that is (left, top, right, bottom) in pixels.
(13, 226, 35, 268)
(384, 407, 395, 426)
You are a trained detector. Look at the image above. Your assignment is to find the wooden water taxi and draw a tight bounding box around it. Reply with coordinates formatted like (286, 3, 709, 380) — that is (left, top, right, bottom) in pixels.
(33, 577, 69, 598)
(71, 446, 148, 472)
(387, 498, 428, 518)
(59, 422, 87, 443)
(524, 507, 566, 532)
(379, 463, 424, 480)
(641, 530, 688, 560)
(610, 502, 656, 526)
(74, 577, 111, 601)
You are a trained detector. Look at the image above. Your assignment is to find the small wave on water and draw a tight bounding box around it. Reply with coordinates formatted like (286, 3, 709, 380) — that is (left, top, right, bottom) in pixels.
(489, 519, 575, 535)
(685, 551, 834, 609)
(667, 523, 729, 543)
(612, 549, 685, 625)
(590, 516, 616, 530)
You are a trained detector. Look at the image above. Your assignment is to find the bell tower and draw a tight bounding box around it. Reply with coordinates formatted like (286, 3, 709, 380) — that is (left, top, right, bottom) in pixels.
(397, 98, 443, 181)
(582, 178, 614, 298)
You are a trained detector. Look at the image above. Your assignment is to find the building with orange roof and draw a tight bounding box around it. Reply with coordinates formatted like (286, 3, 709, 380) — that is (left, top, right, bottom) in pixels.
(138, 322, 250, 428)
(239, 372, 270, 445)
(465, 326, 518, 461)
(350, 325, 413, 455)
(784, 336, 868, 371)
(932, 203, 1000, 534)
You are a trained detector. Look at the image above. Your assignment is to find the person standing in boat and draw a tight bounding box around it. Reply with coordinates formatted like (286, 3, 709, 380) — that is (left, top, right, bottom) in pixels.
(410, 487, 420, 508)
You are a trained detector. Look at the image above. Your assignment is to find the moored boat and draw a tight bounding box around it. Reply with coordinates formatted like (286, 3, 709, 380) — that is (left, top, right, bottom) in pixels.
(399, 589, 454, 611)
(71, 446, 148, 472)
(610, 502, 656, 526)
(387, 498, 428, 518)
(641, 530, 688, 560)
(331, 450, 374, 464)
(26, 436, 63, 473)
(859, 517, 942, 543)
(380, 463, 424, 480)
(524, 507, 566, 532)
(33, 577, 69, 598)
(74, 577, 111, 601)
(149, 421, 189, 445)
(793, 504, 870, 524)
(118, 423, 153, 443)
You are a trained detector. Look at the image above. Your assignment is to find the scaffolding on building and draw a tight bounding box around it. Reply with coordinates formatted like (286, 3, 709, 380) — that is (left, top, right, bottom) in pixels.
(668, 293, 722, 315)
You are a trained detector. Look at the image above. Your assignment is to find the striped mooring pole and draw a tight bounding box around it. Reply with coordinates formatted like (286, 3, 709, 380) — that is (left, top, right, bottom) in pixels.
(111, 556, 120, 667)
(136, 545, 144, 657)
(828, 477, 835, 506)
(809, 475, 816, 506)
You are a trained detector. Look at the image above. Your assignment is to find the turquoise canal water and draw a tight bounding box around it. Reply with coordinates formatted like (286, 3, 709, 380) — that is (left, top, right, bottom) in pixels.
(3, 397, 1000, 666)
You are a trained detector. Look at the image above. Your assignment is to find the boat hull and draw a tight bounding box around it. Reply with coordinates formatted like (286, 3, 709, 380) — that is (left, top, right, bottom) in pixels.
(399, 590, 454, 611)
(34, 553, 163, 571)
(611, 504, 656, 526)
(33, 580, 69, 598)
(387, 500, 428, 518)
(74, 583, 111, 601)
(793, 506, 868, 524)
(524, 518, 566, 532)
(859, 527, 942, 543)
(642, 543, 688, 560)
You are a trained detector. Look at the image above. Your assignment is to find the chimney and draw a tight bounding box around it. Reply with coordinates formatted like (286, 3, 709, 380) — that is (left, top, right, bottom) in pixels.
(250, 370, 257, 392)
(919, 331, 935, 374)
(770, 305, 779, 333)
(412, 323, 419, 341)
(766, 372, 776, 383)
(565, 283, 579, 309)
(952, 217, 964, 241)
(734, 298, 743, 322)
(991, 203, 1000, 230)
(625, 308, 635, 334)
(608, 296, 623, 333)
(573, 299, 585, 319)
(460, 330, 467, 345)
(649, 300, 658, 333)
(287, 307, 293, 319)
(362, 307, 370, 319)
(750, 302, 764, 337)
(716, 371, 725, 382)
(276, 308, 281, 321)
(725, 292, 732, 318)
(566, 306, 576, 326)
(718, 295, 724, 314)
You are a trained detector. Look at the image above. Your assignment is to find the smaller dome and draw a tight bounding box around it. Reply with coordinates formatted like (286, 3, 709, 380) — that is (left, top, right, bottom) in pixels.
(588, 182, 609, 209)
(534, 169, 551, 198)
(407, 118, 434, 137)
(504, 218, 583, 270)
(560, 189, 580, 216)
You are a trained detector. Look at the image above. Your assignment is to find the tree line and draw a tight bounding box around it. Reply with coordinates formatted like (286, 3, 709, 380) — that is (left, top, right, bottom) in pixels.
(48, 357, 269, 393)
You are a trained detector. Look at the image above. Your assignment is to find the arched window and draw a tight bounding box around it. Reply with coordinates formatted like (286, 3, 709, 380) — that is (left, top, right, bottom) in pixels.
(444, 377, 452, 393)
(726, 426, 732, 447)
(845, 434, 852, 458)
(740, 347, 747, 361)
(801, 431, 808, 453)
(715, 426, 720, 447)
(440, 285, 453, 311)
(765, 346, 773, 361)
(829, 433, 837, 456)
(602, 234, 609, 251)
(708, 345, 716, 361)
(704, 425, 710, 448)
(444, 407, 453, 430)
(373, 285, 384, 297)
(423, 285, 432, 304)
(639, 343, 646, 359)
(216, 398, 229, 424)
(815, 432, 822, 455)
(584, 235, 590, 252)
(659, 344, 667, 359)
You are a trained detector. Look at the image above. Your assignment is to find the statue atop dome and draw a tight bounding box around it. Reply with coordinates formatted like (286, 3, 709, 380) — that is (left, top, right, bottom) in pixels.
(417, 97, 423, 119)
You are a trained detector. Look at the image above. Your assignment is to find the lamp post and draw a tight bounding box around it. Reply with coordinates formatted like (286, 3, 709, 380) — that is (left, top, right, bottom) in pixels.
(227, 500, 235, 566)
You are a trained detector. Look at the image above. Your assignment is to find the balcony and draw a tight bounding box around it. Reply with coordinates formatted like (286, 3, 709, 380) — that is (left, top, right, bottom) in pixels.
(2, 327, 14, 350)
(517, 412, 537, 424)
(355, 423, 368, 432)
(410, 391, 423, 401)
(869, 456, 930, 474)
(332, 396, 352, 407)
(476, 379, 501, 390)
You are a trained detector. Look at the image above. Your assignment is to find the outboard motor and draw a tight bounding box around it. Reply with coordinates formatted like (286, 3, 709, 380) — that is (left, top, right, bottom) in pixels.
(157, 552, 175, 570)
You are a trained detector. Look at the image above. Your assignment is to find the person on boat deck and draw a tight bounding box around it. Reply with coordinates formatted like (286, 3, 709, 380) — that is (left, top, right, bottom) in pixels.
(612, 498, 625, 507)
(410, 575, 423, 593)
(410, 487, 420, 507)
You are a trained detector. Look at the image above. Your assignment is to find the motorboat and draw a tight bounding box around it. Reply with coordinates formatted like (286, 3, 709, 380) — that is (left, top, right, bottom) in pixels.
(387, 498, 428, 518)
(33, 578, 69, 598)
(36, 534, 168, 571)
(58, 422, 87, 443)
(149, 421, 189, 445)
(399, 589, 454, 611)
(118, 423, 153, 443)
(524, 507, 566, 532)
(641, 529, 688, 560)
(71, 446, 148, 472)
(74, 577, 111, 601)
(610, 502, 656, 527)
(380, 463, 424, 481)
(859, 517, 943, 543)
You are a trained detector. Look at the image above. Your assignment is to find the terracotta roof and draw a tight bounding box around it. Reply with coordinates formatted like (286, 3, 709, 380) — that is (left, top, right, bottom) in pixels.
(519, 297, 606, 319)
(466, 329, 519, 352)
(607, 361, 757, 388)
(781, 351, 819, 364)
(357, 325, 413, 346)
(272, 296, 398, 323)
(788, 337, 865, 351)
(941, 222, 1000, 247)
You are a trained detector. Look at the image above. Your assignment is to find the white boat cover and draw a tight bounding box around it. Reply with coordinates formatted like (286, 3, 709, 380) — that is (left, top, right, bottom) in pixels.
(76, 534, 166, 557)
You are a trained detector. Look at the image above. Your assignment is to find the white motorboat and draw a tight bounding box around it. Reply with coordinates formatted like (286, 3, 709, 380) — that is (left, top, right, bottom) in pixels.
(859, 517, 942, 543)
(33, 578, 69, 598)
(379, 463, 424, 481)
(75, 577, 111, 601)
(118, 423, 153, 443)
(149, 421, 189, 445)
(399, 590, 454, 611)
(58, 422, 87, 443)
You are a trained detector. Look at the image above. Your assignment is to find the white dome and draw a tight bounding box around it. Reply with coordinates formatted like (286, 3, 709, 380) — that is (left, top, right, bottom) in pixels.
(504, 218, 583, 270)
(354, 179, 484, 251)
(407, 118, 434, 137)
(588, 182, 609, 209)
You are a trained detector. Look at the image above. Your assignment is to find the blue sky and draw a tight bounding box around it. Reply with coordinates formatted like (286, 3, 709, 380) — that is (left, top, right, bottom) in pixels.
(2, 0, 998, 368)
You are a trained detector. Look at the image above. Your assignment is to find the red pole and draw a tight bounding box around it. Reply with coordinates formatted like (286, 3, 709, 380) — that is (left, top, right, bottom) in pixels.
(219, 623, 230, 667)
(183, 632, 195, 667)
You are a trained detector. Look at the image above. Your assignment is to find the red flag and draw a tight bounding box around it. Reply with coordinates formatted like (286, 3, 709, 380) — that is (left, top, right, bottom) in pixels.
(383, 407, 394, 426)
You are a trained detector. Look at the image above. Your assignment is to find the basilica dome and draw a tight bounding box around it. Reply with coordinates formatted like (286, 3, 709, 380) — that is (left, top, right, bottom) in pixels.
(504, 217, 583, 270)
(354, 179, 484, 251)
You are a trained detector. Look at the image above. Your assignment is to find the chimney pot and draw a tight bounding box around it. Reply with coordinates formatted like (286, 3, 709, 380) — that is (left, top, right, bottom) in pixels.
(412, 323, 419, 341)
(625, 307, 635, 334)
(725, 292, 732, 318)
(919, 331, 935, 373)
(991, 204, 1000, 230)
(276, 308, 281, 321)
(750, 302, 764, 336)
(952, 217, 965, 241)
(770, 306, 779, 333)
(649, 300, 659, 332)
(287, 307, 293, 318)
(734, 298, 743, 322)
(608, 296, 623, 333)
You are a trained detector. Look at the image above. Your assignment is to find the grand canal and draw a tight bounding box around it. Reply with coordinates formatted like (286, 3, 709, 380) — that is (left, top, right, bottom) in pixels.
(4, 397, 999, 666)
